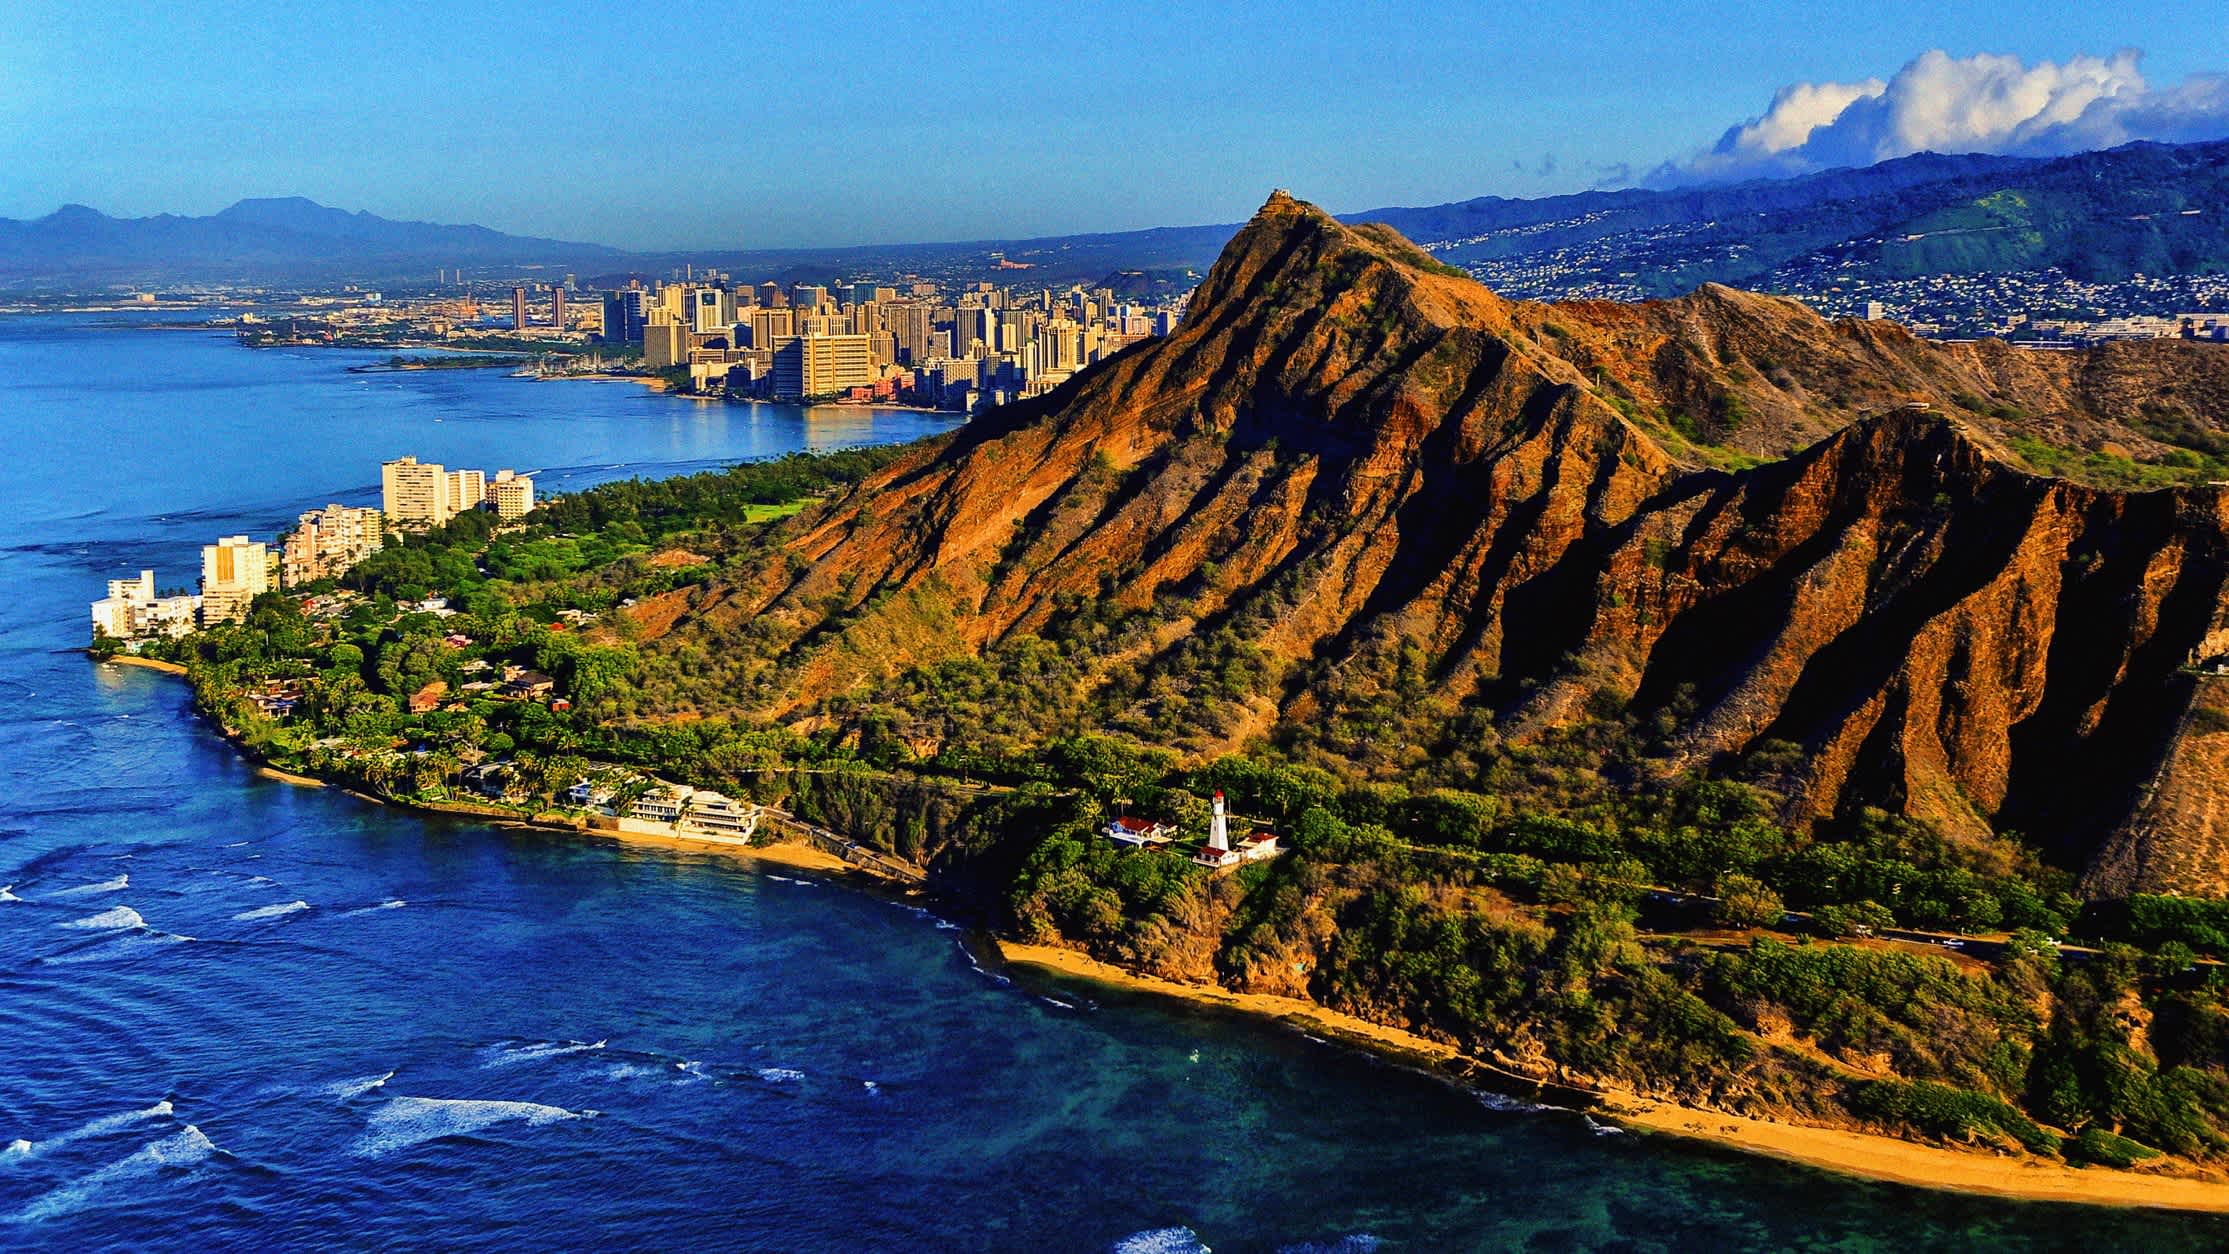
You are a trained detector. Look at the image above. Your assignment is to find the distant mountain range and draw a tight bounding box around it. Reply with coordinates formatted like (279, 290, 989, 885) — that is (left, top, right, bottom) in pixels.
(7, 137, 2229, 294)
(0, 197, 622, 288)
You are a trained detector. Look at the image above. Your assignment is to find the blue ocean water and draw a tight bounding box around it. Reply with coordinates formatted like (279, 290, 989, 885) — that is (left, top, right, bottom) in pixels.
(0, 313, 2221, 1251)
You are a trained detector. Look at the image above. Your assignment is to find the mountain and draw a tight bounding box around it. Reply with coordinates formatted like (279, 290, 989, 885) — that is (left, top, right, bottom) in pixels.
(12, 138, 2229, 293)
(1366, 140, 2229, 296)
(633, 191, 2229, 895)
(0, 197, 622, 286)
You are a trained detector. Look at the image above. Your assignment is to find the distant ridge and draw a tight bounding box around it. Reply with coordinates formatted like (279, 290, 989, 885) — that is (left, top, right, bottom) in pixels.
(0, 197, 622, 286)
(9, 136, 2229, 292)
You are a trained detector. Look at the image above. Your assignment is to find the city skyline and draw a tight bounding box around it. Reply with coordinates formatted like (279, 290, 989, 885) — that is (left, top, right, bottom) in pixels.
(4, 3, 2226, 249)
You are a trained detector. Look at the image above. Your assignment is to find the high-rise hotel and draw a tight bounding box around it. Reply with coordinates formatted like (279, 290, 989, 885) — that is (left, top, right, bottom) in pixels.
(200, 535, 270, 625)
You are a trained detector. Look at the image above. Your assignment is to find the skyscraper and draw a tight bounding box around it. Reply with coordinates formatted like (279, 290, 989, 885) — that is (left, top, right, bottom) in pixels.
(381, 456, 452, 529)
(490, 470, 535, 519)
(448, 468, 487, 512)
(512, 286, 528, 332)
(551, 287, 566, 329)
(200, 535, 270, 625)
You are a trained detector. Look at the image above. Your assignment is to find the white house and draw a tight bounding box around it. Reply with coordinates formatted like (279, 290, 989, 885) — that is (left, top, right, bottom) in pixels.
(1192, 791, 1281, 869)
(1104, 815, 1174, 849)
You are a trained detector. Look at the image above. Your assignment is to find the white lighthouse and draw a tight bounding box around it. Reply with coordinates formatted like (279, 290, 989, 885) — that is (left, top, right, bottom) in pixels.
(1195, 791, 1242, 868)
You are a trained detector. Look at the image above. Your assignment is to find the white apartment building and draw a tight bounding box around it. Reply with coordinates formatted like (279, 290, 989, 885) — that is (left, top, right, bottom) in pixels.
(200, 535, 270, 625)
(490, 470, 534, 519)
(281, 503, 384, 586)
(90, 570, 199, 641)
(448, 469, 487, 512)
(382, 455, 452, 528)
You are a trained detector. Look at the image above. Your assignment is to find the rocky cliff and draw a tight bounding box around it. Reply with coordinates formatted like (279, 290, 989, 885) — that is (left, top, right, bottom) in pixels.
(651, 192, 2229, 894)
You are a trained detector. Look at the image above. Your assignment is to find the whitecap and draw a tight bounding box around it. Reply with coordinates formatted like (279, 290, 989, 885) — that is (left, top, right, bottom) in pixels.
(220, 841, 249, 849)
(352, 1096, 593, 1157)
(959, 942, 1012, 986)
(1113, 1227, 1212, 1254)
(323, 1072, 396, 1101)
(1472, 1089, 1566, 1116)
(601, 1062, 665, 1082)
(1040, 995, 1077, 1010)
(1278, 1237, 1383, 1254)
(232, 900, 308, 922)
(0, 885, 17, 902)
(39, 931, 191, 965)
(12, 1125, 217, 1223)
(246, 875, 277, 886)
(340, 899, 406, 916)
(483, 1039, 607, 1067)
(755, 1067, 804, 1083)
(59, 906, 144, 931)
(50, 874, 128, 898)
(2, 1100, 174, 1162)
(1584, 1115, 1626, 1137)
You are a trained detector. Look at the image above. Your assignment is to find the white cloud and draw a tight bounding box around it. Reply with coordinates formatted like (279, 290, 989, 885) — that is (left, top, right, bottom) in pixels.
(1647, 49, 2229, 187)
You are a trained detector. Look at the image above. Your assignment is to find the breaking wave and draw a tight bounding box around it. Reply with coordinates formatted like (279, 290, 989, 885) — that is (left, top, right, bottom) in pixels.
(1278, 1237, 1384, 1254)
(232, 900, 309, 922)
(1113, 1228, 1212, 1254)
(1472, 1090, 1569, 1117)
(323, 1072, 397, 1101)
(0, 885, 18, 902)
(40, 931, 190, 965)
(0, 1100, 173, 1162)
(755, 1067, 805, 1083)
(12, 1125, 218, 1223)
(50, 874, 128, 898)
(59, 906, 145, 931)
(482, 1039, 607, 1067)
(352, 1096, 594, 1158)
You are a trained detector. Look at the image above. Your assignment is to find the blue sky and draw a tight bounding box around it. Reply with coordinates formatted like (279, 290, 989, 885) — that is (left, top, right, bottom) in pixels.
(2, 2, 2224, 248)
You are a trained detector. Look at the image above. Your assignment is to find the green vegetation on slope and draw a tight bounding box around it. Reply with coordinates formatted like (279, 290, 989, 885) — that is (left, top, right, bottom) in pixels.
(131, 437, 2229, 1173)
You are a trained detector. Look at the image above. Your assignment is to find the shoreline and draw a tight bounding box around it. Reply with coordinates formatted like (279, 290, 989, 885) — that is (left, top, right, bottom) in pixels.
(995, 940, 2229, 1214)
(86, 649, 2229, 1212)
(101, 653, 188, 675)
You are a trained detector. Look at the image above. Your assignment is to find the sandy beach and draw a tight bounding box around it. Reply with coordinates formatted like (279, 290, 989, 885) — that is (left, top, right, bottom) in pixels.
(578, 824, 860, 879)
(95, 649, 2229, 1211)
(102, 653, 187, 674)
(996, 941, 2229, 1213)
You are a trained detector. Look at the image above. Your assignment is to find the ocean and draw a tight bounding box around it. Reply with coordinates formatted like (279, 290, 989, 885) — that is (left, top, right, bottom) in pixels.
(0, 312, 2219, 1251)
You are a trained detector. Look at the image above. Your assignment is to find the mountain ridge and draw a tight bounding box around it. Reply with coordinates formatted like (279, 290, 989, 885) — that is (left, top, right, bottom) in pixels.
(12, 137, 2229, 291)
(627, 190, 2229, 894)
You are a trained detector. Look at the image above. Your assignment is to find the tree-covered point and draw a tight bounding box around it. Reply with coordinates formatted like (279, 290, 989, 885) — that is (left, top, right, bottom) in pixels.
(342, 445, 906, 605)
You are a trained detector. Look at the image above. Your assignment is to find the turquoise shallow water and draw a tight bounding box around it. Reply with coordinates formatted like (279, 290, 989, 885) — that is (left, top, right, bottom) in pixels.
(0, 314, 2223, 1251)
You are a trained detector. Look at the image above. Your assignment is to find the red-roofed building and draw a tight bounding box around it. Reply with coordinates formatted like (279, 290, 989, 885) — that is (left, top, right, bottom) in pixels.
(1104, 815, 1174, 849)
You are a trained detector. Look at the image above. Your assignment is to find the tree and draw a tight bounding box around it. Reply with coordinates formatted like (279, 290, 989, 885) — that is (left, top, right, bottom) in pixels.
(1714, 873, 1784, 929)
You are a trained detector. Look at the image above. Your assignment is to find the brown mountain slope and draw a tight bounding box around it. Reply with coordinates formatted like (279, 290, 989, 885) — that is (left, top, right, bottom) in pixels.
(647, 192, 2229, 892)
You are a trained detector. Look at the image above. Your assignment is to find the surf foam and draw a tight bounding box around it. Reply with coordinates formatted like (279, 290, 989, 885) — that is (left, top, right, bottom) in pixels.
(59, 906, 144, 931)
(12, 1125, 217, 1223)
(323, 1071, 397, 1101)
(232, 900, 308, 922)
(352, 1096, 593, 1157)
(50, 874, 127, 899)
(1113, 1228, 1212, 1254)
(2, 1100, 174, 1163)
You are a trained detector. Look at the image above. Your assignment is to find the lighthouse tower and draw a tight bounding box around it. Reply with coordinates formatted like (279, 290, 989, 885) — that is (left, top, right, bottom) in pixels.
(1209, 791, 1230, 854)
